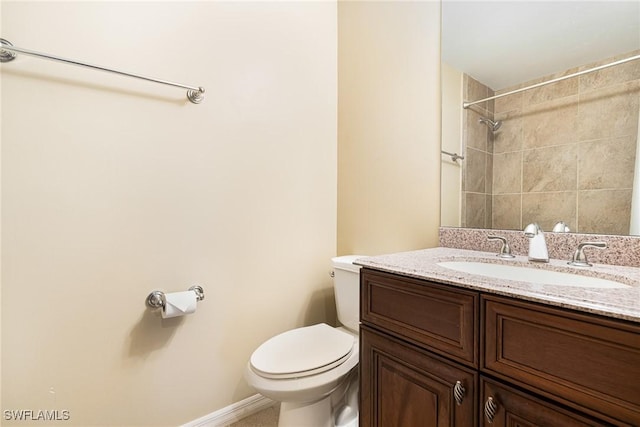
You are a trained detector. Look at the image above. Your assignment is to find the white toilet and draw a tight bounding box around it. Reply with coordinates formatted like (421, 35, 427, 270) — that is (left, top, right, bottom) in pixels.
(245, 255, 363, 427)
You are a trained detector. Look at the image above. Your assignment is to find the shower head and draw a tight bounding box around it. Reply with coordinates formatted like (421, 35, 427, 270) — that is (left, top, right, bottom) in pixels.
(479, 117, 502, 132)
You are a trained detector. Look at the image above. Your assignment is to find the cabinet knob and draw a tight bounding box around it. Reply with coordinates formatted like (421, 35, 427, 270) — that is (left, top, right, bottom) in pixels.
(453, 381, 466, 405)
(484, 396, 498, 423)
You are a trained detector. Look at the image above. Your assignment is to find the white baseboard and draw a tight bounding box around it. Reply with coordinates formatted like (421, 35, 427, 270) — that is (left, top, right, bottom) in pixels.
(182, 394, 276, 427)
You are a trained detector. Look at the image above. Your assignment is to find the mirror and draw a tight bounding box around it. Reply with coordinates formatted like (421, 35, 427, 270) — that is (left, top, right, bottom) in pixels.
(440, 1, 640, 236)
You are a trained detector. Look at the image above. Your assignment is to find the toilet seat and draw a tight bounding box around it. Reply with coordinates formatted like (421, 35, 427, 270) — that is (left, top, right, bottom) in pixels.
(250, 323, 355, 379)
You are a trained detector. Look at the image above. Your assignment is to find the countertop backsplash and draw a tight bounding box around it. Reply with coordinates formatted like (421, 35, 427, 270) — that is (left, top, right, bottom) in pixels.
(439, 227, 640, 268)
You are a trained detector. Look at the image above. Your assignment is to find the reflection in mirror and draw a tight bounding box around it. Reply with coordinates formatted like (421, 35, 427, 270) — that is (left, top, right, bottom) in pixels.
(440, 1, 640, 236)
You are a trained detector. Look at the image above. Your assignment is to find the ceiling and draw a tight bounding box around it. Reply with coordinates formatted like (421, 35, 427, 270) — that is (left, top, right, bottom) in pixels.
(441, 1, 640, 90)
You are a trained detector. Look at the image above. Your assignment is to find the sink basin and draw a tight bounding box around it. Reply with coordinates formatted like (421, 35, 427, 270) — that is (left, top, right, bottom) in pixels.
(437, 261, 630, 289)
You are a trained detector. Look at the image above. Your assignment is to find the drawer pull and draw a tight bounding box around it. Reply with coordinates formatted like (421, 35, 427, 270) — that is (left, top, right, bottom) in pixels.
(484, 396, 498, 423)
(453, 381, 465, 405)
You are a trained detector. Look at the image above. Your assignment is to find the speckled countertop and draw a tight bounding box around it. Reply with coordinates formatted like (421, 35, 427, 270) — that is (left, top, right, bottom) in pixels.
(355, 247, 640, 324)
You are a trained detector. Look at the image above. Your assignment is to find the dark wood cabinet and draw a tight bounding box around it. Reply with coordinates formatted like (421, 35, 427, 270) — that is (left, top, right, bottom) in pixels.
(359, 268, 640, 427)
(361, 269, 478, 367)
(482, 295, 640, 426)
(479, 378, 607, 427)
(360, 325, 477, 427)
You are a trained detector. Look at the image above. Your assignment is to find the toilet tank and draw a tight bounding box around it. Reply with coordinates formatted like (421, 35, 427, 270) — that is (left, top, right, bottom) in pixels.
(331, 255, 365, 333)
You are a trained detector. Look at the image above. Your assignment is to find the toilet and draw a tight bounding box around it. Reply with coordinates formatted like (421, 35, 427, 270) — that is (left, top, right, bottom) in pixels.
(245, 255, 363, 427)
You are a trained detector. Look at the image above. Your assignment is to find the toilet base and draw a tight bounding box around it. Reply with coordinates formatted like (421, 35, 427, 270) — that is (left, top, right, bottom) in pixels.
(276, 368, 358, 427)
(277, 397, 359, 427)
(278, 397, 332, 427)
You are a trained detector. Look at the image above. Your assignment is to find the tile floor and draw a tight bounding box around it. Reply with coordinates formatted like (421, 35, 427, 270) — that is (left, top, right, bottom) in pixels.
(228, 405, 279, 427)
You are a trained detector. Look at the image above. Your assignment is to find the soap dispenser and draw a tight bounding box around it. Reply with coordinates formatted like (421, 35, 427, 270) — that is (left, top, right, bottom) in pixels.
(524, 223, 549, 262)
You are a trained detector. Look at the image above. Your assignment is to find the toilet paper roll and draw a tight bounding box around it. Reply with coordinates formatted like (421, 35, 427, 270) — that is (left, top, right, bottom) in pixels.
(162, 291, 197, 319)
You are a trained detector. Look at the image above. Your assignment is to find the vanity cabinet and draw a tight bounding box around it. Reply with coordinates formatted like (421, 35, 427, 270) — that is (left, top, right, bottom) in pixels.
(360, 325, 477, 427)
(360, 269, 478, 426)
(359, 268, 640, 427)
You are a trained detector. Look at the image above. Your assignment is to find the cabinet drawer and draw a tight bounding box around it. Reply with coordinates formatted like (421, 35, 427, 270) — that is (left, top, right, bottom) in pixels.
(361, 269, 479, 367)
(483, 295, 640, 426)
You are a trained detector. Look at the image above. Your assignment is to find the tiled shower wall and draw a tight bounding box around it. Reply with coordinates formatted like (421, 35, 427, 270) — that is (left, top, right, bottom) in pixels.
(462, 50, 640, 235)
(461, 76, 494, 229)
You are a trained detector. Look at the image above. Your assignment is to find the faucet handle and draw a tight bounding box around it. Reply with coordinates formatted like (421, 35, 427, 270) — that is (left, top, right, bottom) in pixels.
(552, 221, 571, 232)
(488, 235, 515, 258)
(568, 241, 607, 267)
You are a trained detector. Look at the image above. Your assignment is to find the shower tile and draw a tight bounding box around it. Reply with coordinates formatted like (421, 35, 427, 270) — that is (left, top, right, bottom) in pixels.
(485, 50, 640, 238)
(465, 75, 490, 111)
(487, 128, 495, 154)
(578, 136, 636, 190)
(485, 153, 493, 194)
(580, 50, 640, 92)
(461, 193, 467, 226)
(493, 111, 523, 154)
(485, 195, 493, 228)
(461, 156, 467, 192)
(523, 68, 579, 105)
(522, 192, 577, 233)
(578, 189, 632, 235)
(487, 97, 495, 115)
(492, 194, 522, 230)
(464, 109, 489, 151)
(493, 151, 521, 194)
(495, 85, 523, 113)
(522, 95, 579, 149)
(523, 145, 577, 193)
(464, 148, 487, 193)
(465, 192, 487, 229)
(578, 81, 640, 141)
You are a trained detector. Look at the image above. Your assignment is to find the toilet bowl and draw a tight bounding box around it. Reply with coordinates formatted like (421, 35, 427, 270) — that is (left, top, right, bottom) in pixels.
(245, 324, 358, 426)
(244, 256, 363, 427)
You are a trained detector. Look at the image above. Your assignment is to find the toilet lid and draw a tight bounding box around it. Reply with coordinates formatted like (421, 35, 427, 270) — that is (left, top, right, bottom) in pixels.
(250, 323, 355, 379)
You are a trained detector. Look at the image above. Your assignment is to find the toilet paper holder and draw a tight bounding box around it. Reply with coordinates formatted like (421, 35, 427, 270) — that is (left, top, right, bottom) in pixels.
(146, 285, 205, 309)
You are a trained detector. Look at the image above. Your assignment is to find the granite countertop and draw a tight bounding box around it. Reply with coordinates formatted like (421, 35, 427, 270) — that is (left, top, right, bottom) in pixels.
(355, 247, 640, 323)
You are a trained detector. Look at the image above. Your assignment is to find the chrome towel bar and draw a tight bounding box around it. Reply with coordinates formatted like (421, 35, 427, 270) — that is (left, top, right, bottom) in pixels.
(0, 38, 205, 104)
(441, 150, 464, 162)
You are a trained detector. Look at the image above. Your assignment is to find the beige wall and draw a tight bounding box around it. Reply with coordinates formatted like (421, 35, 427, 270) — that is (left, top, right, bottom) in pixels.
(1, 2, 337, 426)
(337, 0, 442, 256)
(2, 1, 445, 425)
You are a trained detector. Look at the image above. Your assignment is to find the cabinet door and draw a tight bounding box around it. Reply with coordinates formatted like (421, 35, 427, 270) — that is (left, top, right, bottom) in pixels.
(483, 295, 640, 426)
(360, 325, 477, 427)
(480, 378, 608, 427)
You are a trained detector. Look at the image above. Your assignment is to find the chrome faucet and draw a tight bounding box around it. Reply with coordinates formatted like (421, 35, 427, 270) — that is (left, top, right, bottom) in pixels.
(488, 235, 515, 258)
(524, 223, 549, 262)
(552, 221, 571, 232)
(568, 242, 607, 267)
